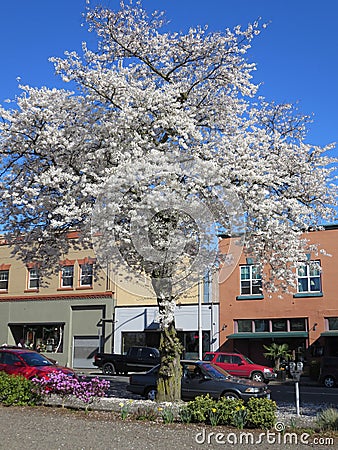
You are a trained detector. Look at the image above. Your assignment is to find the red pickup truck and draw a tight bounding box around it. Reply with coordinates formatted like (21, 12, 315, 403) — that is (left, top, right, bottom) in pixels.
(203, 352, 276, 383)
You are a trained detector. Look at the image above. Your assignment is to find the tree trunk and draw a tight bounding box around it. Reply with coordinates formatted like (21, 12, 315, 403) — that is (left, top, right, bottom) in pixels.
(156, 320, 182, 402)
(152, 275, 183, 401)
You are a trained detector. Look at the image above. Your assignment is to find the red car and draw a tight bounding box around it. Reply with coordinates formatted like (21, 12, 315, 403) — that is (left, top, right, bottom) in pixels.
(0, 348, 76, 380)
(203, 352, 276, 383)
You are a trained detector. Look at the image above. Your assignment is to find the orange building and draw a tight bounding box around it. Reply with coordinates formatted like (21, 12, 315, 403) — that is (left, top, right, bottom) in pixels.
(218, 225, 338, 369)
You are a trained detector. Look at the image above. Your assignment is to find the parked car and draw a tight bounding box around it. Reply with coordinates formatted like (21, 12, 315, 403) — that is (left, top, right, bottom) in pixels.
(93, 346, 160, 375)
(319, 356, 338, 388)
(0, 347, 76, 380)
(203, 352, 276, 383)
(127, 360, 271, 401)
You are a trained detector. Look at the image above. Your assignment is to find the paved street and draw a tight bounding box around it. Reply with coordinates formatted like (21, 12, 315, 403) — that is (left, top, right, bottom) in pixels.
(270, 383, 338, 407)
(77, 370, 338, 407)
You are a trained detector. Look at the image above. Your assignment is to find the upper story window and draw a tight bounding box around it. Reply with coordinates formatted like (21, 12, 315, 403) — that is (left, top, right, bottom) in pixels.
(28, 268, 39, 289)
(240, 264, 262, 296)
(80, 264, 93, 287)
(0, 270, 9, 290)
(61, 265, 74, 288)
(297, 260, 321, 293)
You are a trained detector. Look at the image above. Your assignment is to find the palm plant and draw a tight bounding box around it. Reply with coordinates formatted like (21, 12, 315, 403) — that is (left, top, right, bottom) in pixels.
(263, 343, 292, 371)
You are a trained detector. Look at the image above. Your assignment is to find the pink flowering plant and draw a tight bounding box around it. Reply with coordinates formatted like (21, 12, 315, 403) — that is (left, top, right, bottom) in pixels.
(75, 377, 110, 404)
(32, 372, 110, 408)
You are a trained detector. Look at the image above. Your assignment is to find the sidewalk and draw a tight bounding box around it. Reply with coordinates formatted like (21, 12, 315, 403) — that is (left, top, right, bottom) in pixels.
(74, 368, 102, 376)
(270, 376, 320, 387)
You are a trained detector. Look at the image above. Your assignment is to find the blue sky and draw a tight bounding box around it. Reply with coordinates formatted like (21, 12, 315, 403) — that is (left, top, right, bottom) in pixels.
(1, 0, 337, 155)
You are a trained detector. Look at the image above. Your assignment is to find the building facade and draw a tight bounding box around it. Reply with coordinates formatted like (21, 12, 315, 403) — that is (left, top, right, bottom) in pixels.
(110, 269, 220, 359)
(218, 225, 338, 369)
(0, 237, 220, 367)
(0, 237, 115, 368)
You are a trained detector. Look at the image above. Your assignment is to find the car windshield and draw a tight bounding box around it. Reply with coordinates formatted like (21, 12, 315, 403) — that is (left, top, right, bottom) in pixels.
(202, 354, 214, 361)
(20, 352, 54, 367)
(201, 363, 231, 379)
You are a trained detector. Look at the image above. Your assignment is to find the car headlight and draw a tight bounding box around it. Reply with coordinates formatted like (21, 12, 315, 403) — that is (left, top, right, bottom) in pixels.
(263, 368, 272, 373)
(245, 387, 261, 393)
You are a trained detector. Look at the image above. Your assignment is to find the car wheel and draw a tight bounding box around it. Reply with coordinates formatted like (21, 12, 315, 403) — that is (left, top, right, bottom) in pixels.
(323, 375, 335, 388)
(221, 391, 239, 400)
(102, 362, 116, 375)
(251, 371, 264, 383)
(144, 387, 157, 401)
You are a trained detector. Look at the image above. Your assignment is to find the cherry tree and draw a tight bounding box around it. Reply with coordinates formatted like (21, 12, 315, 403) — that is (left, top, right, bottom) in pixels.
(0, 2, 336, 401)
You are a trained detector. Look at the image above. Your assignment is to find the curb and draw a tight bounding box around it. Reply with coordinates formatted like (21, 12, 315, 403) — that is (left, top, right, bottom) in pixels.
(270, 377, 321, 387)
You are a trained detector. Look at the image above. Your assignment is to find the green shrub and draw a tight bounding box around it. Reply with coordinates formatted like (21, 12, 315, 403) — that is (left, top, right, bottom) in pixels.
(0, 372, 41, 406)
(316, 408, 338, 431)
(182, 395, 276, 429)
(216, 397, 246, 427)
(246, 397, 277, 429)
(186, 394, 216, 423)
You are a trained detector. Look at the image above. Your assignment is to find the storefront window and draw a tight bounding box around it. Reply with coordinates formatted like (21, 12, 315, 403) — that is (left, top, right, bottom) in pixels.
(10, 324, 64, 353)
(122, 332, 146, 353)
(290, 318, 307, 331)
(272, 319, 287, 332)
(121, 330, 210, 359)
(235, 318, 308, 335)
(254, 319, 269, 332)
(179, 331, 210, 359)
(328, 317, 338, 330)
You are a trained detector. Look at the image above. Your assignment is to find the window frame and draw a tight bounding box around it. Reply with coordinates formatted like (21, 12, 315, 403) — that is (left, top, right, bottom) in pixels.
(79, 263, 93, 287)
(9, 323, 65, 353)
(0, 270, 9, 291)
(239, 264, 262, 297)
(61, 265, 74, 288)
(234, 318, 308, 334)
(327, 317, 338, 331)
(297, 260, 322, 294)
(28, 268, 40, 290)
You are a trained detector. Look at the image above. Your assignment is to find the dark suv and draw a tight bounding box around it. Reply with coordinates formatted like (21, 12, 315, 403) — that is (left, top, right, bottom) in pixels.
(0, 347, 75, 380)
(319, 357, 338, 388)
